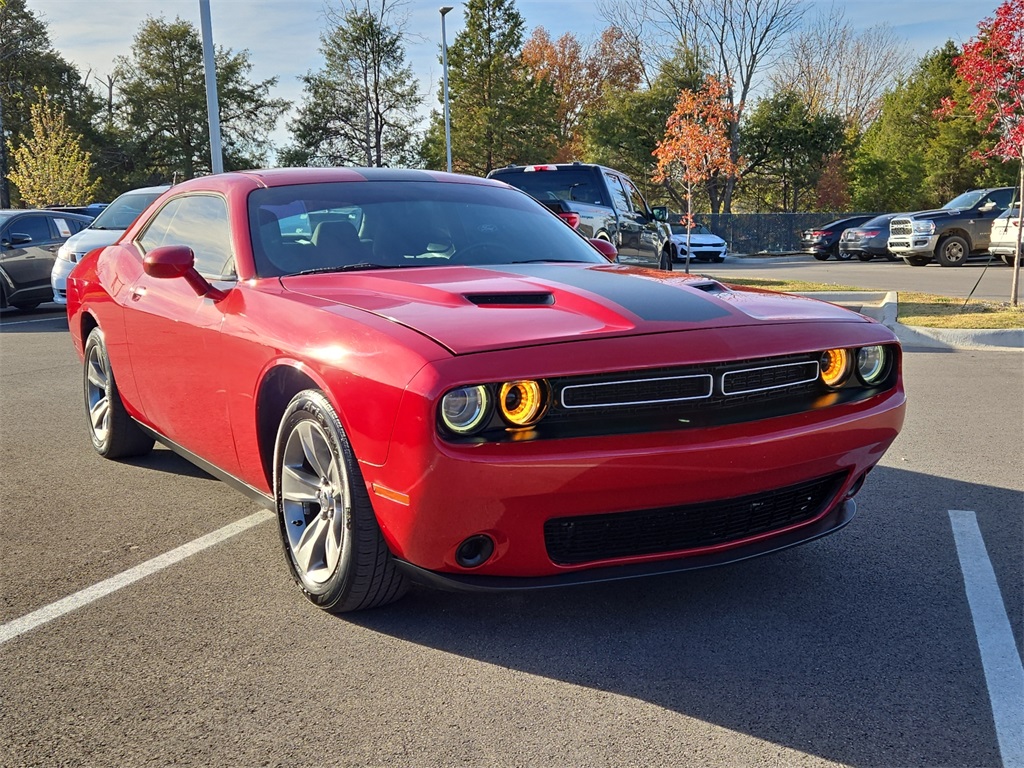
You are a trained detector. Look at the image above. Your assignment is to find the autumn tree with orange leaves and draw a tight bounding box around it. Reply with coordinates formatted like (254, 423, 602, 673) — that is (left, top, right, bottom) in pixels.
(653, 75, 740, 273)
(940, 0, 1024, 304)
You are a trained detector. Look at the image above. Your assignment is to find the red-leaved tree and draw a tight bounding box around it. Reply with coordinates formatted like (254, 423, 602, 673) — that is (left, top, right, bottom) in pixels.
(653, 76, 740, 274)
(942, 0, 1024, 304)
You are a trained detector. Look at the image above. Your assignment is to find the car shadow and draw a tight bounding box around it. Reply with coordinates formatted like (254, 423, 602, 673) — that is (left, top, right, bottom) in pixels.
(343, 466, 1021, 767)
(123, 446, 218, 481)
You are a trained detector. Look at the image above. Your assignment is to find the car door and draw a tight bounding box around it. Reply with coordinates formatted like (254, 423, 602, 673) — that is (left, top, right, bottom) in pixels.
(621, 175, 664, 266)
(972, 188, 1017, 250)
(0, 213, 61, 301)
(120, 193, 242, 475)
(603, 173, 644, 264)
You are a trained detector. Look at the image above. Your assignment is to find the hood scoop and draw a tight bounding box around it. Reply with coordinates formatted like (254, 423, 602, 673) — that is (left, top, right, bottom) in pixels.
(464, 292, 555, 306)
(688, 279, 730, 294)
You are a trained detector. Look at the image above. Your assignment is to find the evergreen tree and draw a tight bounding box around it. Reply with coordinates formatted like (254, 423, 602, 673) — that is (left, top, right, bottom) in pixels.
(280, 0, 422, 168)
(113, 16, 289, 182)
(421, 0, 558, 175)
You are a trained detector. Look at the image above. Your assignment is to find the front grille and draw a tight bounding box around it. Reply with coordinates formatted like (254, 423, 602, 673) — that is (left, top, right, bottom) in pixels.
(544, 472, 845, 565)
(890, 219, 913, 236)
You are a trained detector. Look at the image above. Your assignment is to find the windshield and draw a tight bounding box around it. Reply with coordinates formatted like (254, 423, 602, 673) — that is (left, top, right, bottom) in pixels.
(248, 181, 609, 277)
(669, 224, 712, 236)
(942, 190, 986, 210)
(90, 190, 166, 230)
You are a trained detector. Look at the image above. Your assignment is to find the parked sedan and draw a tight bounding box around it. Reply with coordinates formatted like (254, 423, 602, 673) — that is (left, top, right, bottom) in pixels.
(67, 168, 905, 613)
(801, 215, 875, 260)
(988, 203, 1020, 266)
(52, 185, 170, 304)
(838, 214, 900, 262)
(1, 209, 92, 311)
(668, 222, 727, 263)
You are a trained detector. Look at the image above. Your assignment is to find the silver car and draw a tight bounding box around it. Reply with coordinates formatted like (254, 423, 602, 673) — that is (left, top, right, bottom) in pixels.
(988, 203, 1020, 266)
(51, 185, 169, 304)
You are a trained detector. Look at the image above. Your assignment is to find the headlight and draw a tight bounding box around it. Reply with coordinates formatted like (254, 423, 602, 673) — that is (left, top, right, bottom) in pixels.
(498, 380, 548, 428)
(57, 244, 74, 262)
(440, 385, 491, 434)
(856, 345, 890, 385)
(912, 220, 935, 235)
(819, 348, 851, 389)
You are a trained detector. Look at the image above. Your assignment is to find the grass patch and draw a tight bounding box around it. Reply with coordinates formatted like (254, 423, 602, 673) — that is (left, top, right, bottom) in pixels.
(718, 277, 1024, 329)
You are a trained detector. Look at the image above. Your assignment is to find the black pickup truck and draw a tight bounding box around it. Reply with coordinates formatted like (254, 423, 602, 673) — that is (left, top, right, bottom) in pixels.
(487, 163, 674, 270)
(887, 187, 1016, 266)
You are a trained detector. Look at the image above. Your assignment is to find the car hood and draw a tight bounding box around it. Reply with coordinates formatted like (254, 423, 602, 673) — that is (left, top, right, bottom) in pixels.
(900, 208, 965, 219)
(670, 233, 726, 247)
(280, 263, 864, 355)
(63, 226, 125, 252)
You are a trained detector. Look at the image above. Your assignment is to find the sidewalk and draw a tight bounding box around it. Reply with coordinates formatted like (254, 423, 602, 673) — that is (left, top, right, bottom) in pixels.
(798, 291, 1024, 352)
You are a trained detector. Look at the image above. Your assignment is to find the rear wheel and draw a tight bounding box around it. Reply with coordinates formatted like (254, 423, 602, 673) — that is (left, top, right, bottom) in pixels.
(275, 389, 408, 613)
(936, 235, 969, 267)
(835, 247, 853, 261)
(83, 328, 155, 459)
(659, 249, 673, 271)
(813, 252, 830, 261)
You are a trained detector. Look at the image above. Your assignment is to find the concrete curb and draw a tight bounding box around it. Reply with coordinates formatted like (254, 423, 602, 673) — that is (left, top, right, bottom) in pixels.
(796, 291, 1023, 352)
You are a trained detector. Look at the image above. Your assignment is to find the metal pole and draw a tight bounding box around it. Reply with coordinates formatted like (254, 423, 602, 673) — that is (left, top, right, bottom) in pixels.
(440, 6, 453, 174)
(199, 0, 224, 174)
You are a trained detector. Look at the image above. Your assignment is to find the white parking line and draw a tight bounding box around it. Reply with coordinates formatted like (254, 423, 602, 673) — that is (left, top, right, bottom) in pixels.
(0, 315, 67, 326)
(0, 509, 274, 646)
(949, 509, 1024, 768)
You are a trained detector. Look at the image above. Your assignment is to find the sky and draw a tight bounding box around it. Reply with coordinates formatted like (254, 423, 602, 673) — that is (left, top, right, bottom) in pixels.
(26, 0, 999, 157)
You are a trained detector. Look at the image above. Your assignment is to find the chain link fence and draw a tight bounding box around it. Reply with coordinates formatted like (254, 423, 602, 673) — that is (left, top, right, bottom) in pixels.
(687, 212, 878, 255)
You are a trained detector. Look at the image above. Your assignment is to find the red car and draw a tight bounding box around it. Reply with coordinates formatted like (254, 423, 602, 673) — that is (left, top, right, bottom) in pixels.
(68, 168, 906, 613)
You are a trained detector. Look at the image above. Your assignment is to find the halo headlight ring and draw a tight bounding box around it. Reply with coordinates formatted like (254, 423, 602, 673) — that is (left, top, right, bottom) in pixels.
(855, 345, 890, 385)
(498, 379, 549, 428)
(819, 348, 852, 390)
(440, 385, 492, 435)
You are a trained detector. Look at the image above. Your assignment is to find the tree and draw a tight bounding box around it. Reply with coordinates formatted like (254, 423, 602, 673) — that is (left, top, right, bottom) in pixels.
(522, 26, 643, 161)
(421, 0, 559, 175)
(281, 0, 422, 168)
(6, 90, 100, 206)
(943, 0, 1024, 304)
(113, 15, 288, 182)
(582, 48, 704, 206)
(0, 0, 99, 206)
(770, 5, 913, 133)
(739, 89, 845, 212)
(653, 75, 740, 273)
(619, 0, 804, 213)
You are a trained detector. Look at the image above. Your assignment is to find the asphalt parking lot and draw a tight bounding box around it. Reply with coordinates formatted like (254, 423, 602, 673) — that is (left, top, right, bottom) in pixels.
(1, 261, 1021, 767)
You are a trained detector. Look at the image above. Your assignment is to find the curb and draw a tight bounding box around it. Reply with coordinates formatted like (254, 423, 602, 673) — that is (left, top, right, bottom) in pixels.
(796, 291, 1023, 352)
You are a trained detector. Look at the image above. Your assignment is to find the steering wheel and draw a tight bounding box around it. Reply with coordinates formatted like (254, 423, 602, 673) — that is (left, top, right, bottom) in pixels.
(452, 241, 522, 265)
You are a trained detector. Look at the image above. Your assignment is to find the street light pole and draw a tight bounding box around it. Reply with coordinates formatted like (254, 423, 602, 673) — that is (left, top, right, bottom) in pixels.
(440, 6, 453, 174)
(199, 0, 224, 175)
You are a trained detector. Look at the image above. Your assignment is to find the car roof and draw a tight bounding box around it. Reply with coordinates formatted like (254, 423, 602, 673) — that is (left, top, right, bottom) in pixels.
(0, 209, 93, 221)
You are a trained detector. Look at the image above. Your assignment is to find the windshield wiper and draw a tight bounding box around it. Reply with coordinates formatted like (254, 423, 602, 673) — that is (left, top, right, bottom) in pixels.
(295, 262, 405, 275)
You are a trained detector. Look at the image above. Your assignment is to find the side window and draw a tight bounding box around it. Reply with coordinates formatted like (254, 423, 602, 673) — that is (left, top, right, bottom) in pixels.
(988, 188, 1015, 210)
(604, 173, 632, 214)
(623, 178, 651, 218)
(11, 216, 54, 243)
(138, 195, 234, 278)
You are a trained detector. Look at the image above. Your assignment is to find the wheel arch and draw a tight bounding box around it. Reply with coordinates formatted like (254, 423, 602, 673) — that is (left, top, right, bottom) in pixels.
(940, 228, 972, 249)
(254, 363, 321, 490)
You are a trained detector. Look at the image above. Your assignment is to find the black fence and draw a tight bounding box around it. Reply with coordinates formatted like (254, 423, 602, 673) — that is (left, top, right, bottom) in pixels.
(688, 212, 878, 255)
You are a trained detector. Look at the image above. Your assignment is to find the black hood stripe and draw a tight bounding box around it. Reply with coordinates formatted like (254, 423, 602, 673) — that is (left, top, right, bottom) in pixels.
(484, 265, 731, 323)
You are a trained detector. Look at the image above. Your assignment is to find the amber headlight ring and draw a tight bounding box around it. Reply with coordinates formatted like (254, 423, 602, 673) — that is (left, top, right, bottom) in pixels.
(497, 379, 550, 429)
(819, 348, 852, 390)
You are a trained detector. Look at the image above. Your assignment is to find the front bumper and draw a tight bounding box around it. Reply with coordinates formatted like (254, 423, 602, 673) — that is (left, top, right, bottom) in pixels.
(887, 234, 939, 255)
(50, 258, 72, 305)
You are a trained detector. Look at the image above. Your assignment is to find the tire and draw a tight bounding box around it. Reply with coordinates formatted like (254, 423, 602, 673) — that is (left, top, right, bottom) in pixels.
(857, 253, 874, 262)
(83, 328, 155, 459)
(813, 252, 830, 261)
(936, 235, 970, 267)
(11, 301, 41, 311)
(659, 250, 673, 271)
(1003, 253, 1017, 266)
(835, 248, 853, 261)
(711, 255, 725, 263)
(904, 255, 930, 267)
(275, 389, 408, 613)
(884, 254, 898, 262)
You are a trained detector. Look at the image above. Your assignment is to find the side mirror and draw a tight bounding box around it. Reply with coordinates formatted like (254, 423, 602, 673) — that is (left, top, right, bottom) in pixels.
(589, 238, 618, 262)
(978, 201, 997, 213)
(651, 206, 668, 223)
(10, 233, 32, 246)
(143, 245, 226, 300)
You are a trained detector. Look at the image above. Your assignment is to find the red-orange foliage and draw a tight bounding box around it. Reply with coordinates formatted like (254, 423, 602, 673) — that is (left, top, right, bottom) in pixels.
(653, 76, 740, 271)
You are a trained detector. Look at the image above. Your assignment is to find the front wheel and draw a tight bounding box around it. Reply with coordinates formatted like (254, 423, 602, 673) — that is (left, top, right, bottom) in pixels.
(936, 235, 970, 267)
(275, 389, 408, 613)
(83, 328, 155, 459)
(659, 250, 673, 271)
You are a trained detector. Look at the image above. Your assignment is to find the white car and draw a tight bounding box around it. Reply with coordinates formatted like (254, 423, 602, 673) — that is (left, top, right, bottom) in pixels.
(668, 222, 727, 263)
(51, 185, 169, 304)
(989, 203, 1020, 266)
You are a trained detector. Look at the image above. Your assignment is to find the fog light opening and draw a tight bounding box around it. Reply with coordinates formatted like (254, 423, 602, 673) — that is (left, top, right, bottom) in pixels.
(455, 535, 495, 569)
(846, 469, 871, 499)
